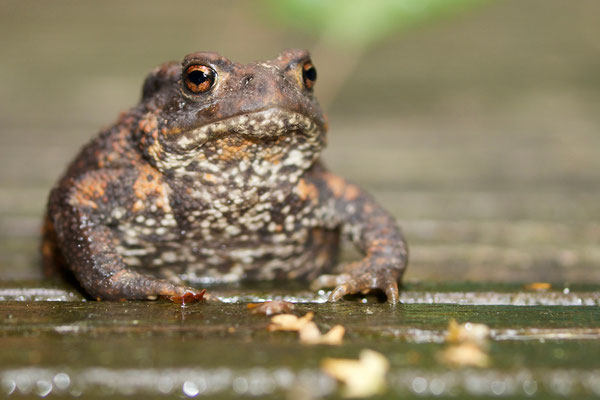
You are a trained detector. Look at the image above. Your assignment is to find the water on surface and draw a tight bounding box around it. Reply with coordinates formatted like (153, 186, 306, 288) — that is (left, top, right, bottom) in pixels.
(1, 281, 599, 398)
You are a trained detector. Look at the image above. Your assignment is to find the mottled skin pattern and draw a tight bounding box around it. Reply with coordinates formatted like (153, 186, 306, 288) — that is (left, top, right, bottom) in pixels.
(43, 50, 408, 303)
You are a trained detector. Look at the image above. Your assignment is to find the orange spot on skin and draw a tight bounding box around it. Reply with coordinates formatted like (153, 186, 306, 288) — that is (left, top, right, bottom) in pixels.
(138, 113, 158, 134)
(217, 137, 254, 162)
(163, 126, 182, 137)
(297, 178, 319, 204)
(344, 184, 360, 201)
(71, 174, 107, 209)
(373, 257, 388, 266)
(367, 239, 391, 257)
(110, 269, 128, 281)
(98, 128, 133, 168)
(323, 114, 329, 132)
(41, 220, 56, 260)
(132, 164, 169, 212)
(324, 172, 361, 201)
(262, 147, 283, 164)
(323, 173, 346, 198)
(132, 200, 144, 213)
(41, 240, 53, 258)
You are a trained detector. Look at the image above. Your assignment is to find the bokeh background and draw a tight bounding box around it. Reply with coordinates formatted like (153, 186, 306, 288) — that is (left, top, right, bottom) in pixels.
(1, 0, 599, 283)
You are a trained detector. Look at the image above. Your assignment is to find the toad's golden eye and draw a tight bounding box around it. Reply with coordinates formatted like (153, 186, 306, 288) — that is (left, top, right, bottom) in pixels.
(184, 64, 217, 94)
(302, 61, 317, 90)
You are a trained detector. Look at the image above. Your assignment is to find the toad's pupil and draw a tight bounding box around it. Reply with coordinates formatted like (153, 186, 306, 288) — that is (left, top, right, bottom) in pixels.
(304, 66, 317, 82)
(189, 70, 208, 85)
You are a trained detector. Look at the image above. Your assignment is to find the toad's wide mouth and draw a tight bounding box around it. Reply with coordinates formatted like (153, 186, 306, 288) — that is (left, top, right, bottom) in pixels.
(170, 108, 322, 152)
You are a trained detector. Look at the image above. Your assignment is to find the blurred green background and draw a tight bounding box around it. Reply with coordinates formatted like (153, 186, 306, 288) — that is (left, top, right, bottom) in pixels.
(1, 0, 599, 283)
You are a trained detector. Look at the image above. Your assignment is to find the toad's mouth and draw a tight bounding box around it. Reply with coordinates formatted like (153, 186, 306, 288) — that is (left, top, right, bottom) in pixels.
(171, 108, 321, 152)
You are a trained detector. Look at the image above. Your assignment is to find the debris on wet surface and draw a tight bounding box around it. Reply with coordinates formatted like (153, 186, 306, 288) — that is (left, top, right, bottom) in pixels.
(1, 281, 599, 398)
(437, 319, 492, 368)
(321, 349, 389, 398)
(267, 311, 345, 345)
(300, 324, 345, 346)
(524, 282, 552, 291)
(438, 342, 491, 368)
(247, 300, 295, 316)
(445, 319, 491, 347)
(268, 312, 316, 332)
(166, 289, 206, 305)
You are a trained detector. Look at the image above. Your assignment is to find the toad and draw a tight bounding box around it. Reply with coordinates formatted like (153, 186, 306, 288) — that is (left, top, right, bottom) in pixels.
(42, 50, 408, 303)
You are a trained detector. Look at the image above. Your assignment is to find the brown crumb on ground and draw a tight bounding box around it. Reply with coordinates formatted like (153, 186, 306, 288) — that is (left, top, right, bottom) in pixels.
(247, 300, 295, 316)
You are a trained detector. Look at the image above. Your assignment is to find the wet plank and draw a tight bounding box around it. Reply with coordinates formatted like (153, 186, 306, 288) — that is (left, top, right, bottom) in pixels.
(1, 283, 599, 398)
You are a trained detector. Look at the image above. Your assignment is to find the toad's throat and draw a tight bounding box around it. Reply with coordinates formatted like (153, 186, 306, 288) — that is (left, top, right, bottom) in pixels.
(172, 108, 320, 152)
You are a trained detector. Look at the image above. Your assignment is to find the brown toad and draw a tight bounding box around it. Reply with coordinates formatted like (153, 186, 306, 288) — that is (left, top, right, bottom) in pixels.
(42, 50, 408, 303)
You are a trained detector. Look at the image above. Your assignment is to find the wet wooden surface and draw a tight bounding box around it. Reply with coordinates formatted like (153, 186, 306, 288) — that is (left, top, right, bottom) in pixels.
(1, 281, 599, 398)
(1, 0, 600, 398)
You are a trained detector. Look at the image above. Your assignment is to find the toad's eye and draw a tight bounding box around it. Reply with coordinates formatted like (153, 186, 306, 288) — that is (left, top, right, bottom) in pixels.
(302, 61, 317, 90)
(184, 65, 217, 94)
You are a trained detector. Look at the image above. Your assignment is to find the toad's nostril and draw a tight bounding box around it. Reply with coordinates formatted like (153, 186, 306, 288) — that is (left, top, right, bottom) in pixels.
(242, 75, 254, 86)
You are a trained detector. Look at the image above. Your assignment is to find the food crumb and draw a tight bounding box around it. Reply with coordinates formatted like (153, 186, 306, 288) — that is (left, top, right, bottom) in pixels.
(300, 324, 345, 345)
(445, 318, 490, 347)
(438, 342, 490, 368)
(321, 349, 389, 398)
(267, 312, 344, 345)
(439, 319, 491, 368)
(268, 312, 314, 332)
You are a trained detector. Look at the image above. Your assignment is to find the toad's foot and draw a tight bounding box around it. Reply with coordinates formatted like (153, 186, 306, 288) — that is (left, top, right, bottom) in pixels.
(94, 269, 209, 304)
(311, 260, 400, 304)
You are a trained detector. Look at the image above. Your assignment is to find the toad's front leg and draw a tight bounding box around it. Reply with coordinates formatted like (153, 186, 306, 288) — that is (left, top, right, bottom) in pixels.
(46, 169, 205, 302)
(305, 168, 408, 303)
